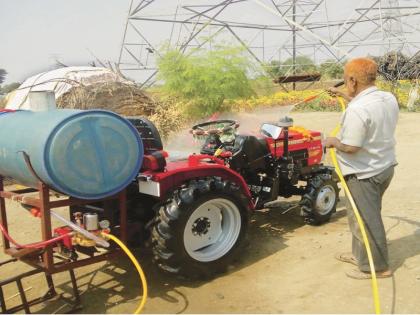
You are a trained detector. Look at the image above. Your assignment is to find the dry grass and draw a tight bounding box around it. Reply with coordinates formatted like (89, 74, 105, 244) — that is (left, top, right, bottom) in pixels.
(148, 98, 186, 139)
(57, 82, 156, 115)
(57, 82, 184, 139)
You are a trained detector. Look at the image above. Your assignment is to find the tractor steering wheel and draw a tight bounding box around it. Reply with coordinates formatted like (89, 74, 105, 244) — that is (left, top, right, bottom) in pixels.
(190, 120, 239, 136)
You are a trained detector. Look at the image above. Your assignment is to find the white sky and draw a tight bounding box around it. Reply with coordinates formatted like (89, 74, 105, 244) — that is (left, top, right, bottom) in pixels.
(1, 0, 419, 84)
(0, 0, 129, 83)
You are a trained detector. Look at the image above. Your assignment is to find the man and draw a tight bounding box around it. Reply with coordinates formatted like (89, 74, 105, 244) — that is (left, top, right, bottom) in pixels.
(325, 57, 399, 279)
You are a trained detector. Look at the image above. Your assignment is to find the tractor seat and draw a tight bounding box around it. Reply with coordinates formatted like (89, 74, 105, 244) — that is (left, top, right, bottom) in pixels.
(229, 135, 269, 171)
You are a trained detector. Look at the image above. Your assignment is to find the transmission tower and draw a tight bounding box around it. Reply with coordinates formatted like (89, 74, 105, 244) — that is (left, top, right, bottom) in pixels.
(380, 0, 406, 51)
(117, 0, 420, 86)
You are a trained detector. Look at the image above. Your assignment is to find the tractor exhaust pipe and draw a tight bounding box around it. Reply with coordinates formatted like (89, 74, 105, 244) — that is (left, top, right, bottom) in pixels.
(278, 116, 294, 159)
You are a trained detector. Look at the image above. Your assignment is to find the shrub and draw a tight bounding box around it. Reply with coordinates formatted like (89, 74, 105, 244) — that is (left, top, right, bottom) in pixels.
(157, 46, 255, 118)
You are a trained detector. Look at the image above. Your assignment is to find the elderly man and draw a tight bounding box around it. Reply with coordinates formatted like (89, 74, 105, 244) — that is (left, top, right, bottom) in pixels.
(325, 57, 399, 279)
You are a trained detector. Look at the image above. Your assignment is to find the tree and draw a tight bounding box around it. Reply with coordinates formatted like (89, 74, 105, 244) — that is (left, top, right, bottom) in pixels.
(264, 60, 283, 77)
(282, 56, 318, 75)
(0, 82, 20, 94)
(0, 69, 7, 85)
(157, 46, 255, 117)
(265, 56, 318, 77)
(319, 59, 344, 79)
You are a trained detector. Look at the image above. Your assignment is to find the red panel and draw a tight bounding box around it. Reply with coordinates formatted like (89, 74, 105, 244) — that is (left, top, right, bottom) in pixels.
(141, 154, 254, 209)
(264, 130, 323, 165)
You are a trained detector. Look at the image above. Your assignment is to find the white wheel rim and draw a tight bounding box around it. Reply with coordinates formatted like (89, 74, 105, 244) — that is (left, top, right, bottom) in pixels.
(315, 185, 336, 215)
(183, 198, 242, 262)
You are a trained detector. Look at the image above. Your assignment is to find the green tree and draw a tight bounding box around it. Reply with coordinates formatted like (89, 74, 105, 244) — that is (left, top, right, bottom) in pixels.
(157, 46, 255, 117)
(265, 56, 318, 77)
(0, 69, 7, 85)
(0, 82, 20, 94)
(282, 56, 318, 75)
(264, 60, 282, 77)
(319, 59, 344, 79)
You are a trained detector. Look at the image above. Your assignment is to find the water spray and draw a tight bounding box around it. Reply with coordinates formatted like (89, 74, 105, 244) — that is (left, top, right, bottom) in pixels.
(289, 80, 345, 108)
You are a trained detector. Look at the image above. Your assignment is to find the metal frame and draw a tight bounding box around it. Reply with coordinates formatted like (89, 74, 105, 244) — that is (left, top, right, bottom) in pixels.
(0, 178, 127, 273)
(117, 0, 420, 86)
(0, 176, 128, 312)
(0, 258, 82, 314)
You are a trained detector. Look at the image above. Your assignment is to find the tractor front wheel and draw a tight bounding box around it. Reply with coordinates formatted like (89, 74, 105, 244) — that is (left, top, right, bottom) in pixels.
(300, 173, 339, 225)
(152, 177, 249, 278)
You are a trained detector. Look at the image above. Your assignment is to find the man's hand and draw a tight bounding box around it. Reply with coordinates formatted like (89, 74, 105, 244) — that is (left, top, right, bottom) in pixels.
(326, 87, 353, 102)
(325, 137, 340, 148)
(325, 137, 361, 154)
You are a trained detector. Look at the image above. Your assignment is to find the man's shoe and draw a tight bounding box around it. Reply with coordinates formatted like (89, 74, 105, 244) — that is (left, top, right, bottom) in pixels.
(335, 252, 358, 266)
(346, 269, 392, 280)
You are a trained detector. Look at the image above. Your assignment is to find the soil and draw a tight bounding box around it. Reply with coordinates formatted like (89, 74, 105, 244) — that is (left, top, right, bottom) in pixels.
(1, 110, 420, 314)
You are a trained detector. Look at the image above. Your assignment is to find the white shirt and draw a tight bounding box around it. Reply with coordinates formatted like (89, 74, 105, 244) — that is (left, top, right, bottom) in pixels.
(337, 86, 399, 179)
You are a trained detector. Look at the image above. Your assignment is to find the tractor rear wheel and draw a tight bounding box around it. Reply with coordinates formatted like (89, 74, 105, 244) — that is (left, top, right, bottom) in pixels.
(151, 177, 249, 278)
(300, 173, 339, 225)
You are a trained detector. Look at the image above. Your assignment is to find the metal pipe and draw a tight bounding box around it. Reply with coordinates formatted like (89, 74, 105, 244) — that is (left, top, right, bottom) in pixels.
(0, 222, 72, 249)
(283, 127, 289, 159)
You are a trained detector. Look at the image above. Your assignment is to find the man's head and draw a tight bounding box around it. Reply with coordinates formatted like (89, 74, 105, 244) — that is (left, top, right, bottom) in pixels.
(344, 58, 378, 97)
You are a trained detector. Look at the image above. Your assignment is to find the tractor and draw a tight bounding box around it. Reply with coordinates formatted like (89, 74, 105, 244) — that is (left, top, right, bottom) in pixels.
(123, 116, 340, 278)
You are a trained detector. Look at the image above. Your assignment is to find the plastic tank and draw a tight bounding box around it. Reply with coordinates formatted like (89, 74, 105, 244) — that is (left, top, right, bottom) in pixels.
(0, 109, 143, 199)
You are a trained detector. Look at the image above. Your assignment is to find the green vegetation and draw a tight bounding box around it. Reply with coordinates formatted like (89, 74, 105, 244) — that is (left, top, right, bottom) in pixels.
(0, 68, 20, 96)
(319, 59, 345, 79)
(157, 46, 255, 118)
(0, 69, 6, 85)
(153, 48, 417, 131)
(0, 82, 20, 94)
(265, 56, 318, 77)
(264, 56, 345, 80)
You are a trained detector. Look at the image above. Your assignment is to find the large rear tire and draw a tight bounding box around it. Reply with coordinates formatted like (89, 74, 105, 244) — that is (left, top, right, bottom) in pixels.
(300, 173, 339, 225)
(152, 177, 249, 278)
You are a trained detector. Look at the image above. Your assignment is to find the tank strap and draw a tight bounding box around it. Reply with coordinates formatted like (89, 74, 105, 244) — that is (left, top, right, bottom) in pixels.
(0, 109, 17, 116)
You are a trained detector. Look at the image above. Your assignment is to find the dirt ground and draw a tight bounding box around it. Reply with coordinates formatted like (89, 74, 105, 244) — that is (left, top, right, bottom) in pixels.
(1, 110, 420, 314)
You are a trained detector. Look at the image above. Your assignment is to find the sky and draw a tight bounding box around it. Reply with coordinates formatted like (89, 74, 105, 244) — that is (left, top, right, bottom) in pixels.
(0, 0, 130, 83)
(1, 0, 419, 84)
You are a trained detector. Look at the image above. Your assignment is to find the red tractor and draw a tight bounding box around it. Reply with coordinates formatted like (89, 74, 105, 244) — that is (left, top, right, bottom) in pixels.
(123, 116, 339, 278)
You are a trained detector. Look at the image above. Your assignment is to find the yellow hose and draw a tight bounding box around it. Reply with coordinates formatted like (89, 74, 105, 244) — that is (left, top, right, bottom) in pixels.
(329, 98, 381, 314)
(102, 233, 148, 314)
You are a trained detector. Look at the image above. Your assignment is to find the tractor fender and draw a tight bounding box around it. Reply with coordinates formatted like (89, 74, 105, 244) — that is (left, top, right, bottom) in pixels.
(140, 155, 254, 209)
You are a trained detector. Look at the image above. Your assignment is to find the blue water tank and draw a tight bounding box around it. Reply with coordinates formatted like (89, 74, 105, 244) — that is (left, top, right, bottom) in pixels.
(0, 109, 143, 199)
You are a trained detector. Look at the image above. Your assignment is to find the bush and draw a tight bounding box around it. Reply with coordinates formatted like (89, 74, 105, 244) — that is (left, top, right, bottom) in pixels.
(157, 46, 255, 118)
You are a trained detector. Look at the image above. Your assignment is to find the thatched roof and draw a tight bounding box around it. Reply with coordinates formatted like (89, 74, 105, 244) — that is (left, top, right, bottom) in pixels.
(56, 81, 157, 116)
